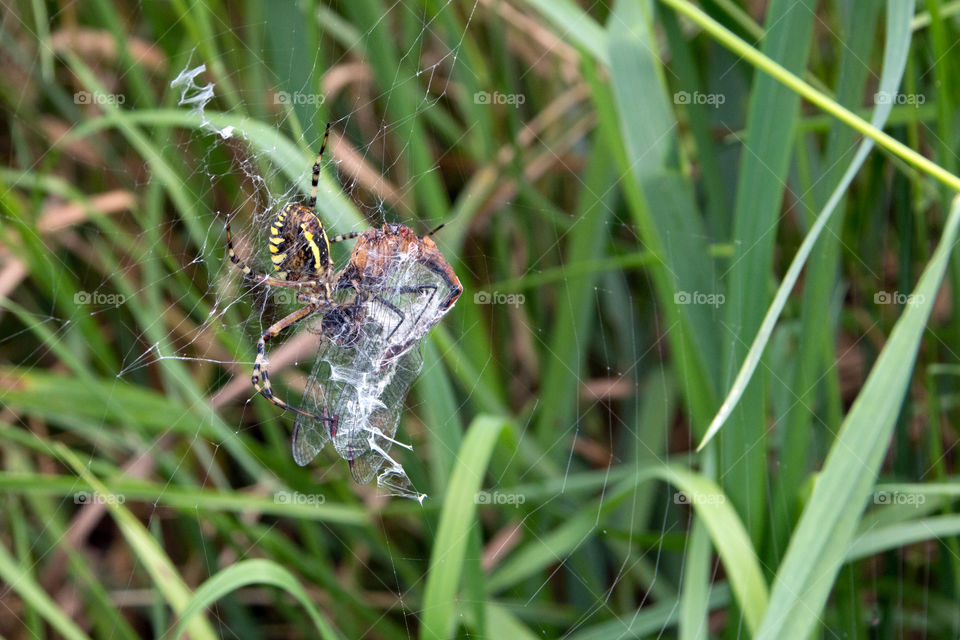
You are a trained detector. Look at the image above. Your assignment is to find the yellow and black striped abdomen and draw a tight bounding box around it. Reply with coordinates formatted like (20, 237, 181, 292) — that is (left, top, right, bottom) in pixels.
(268, 203, 332, 281)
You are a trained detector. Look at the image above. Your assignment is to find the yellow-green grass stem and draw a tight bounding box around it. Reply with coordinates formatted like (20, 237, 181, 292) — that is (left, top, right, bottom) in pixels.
(659, 0, 960, 194)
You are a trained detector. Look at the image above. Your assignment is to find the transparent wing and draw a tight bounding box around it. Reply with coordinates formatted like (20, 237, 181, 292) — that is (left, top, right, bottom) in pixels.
(326, 345, 422, 466)
(347, 449, 383, 485)
(374, 346, 424, 430)
(291, 350, 333, 466)
(345, 346, 424, 499)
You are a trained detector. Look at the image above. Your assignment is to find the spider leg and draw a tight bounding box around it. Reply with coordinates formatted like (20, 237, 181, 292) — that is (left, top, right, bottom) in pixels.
(251, 303, 335, 424)
(308, 123, 331, 211)
(329, 231, 361, 244)
(422, 223, 446, 238)
(373, 294, 407, 344)
(304, 124, 366, 245)
(374, 285, 438, 367)
(391, 284, 438, 334)
(398, 283, 438, 321)
(226, 214, 258, 278)
(416, 258, 462, 311)
(374, 285, 438, 343)
(335, 278, 359, 295)
(256, 277, 322, 288)
(296, 292, 327, 305)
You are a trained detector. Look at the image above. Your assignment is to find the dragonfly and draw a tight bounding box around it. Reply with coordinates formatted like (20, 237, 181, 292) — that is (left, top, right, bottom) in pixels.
(291, 223, 462, 499)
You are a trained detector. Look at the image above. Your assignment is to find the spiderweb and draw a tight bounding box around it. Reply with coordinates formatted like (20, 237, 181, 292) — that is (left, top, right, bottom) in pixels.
(0, 0, 943, 636)
(158, 52, 459, 502)
(57, 2, 697, 637)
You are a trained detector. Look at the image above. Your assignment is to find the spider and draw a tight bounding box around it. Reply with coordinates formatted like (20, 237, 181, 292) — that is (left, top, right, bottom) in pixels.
(225, 123, 461, 434)
(225, 122, 362, 426)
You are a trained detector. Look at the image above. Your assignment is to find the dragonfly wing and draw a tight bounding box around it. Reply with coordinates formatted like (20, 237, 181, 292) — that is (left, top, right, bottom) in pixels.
(291, 343, 334, 466)
(344, 347, 424, 485)
(348, 448, 383, 485)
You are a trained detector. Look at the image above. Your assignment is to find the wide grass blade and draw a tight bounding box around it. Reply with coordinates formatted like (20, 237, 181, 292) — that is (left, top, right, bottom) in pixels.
(698, 0, 915, 450)
(420, 415, 510, 639)
(713, 0, 816, 547)
(660, 465, 768, 634)
(599, 0, 721, 428)
(755, 195, 960, 639)
(770, 0, 883, 558)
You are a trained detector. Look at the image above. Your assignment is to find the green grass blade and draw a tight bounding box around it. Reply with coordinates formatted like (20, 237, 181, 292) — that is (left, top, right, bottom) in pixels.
(0, 540, 91, 640)
(57, 445, 218, 640)
(475, 603, 539, 640)
(0, 366, 266, 482)
(679, 520, 712, 640)
(661, 465, 768, 634)
(755, 195, 960, 639)
(420, 415, 510, 640)
(597, 0, 721, 427)
(532, 132, 614, 444)
(168, 559, 341, 640)
(712, 0, 815, 544)
(486, 509, 598, 593)
(0, 471, 368, 525)
(698, 0, 915, 450)
(658, 0, 960, 193)
(569, 585, 731, 640)
(487, 463, 767, 633)
(414, 340, 465, 490)
(343, 0, 449, 221)
(771, 0, 883, 555)
(63, 108, 364, 230)
(913, 0, 960, 29)
(847, 515, 960, 562)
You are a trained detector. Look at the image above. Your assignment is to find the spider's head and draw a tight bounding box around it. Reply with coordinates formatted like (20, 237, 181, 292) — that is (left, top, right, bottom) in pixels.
(320, 304, 363, 347)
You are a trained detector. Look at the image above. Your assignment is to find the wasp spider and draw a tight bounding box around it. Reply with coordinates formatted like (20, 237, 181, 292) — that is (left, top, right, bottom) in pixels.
(225, 123, 362, 424)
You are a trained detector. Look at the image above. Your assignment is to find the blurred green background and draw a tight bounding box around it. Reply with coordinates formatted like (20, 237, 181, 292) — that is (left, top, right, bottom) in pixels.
(3, 0, 960, 638)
